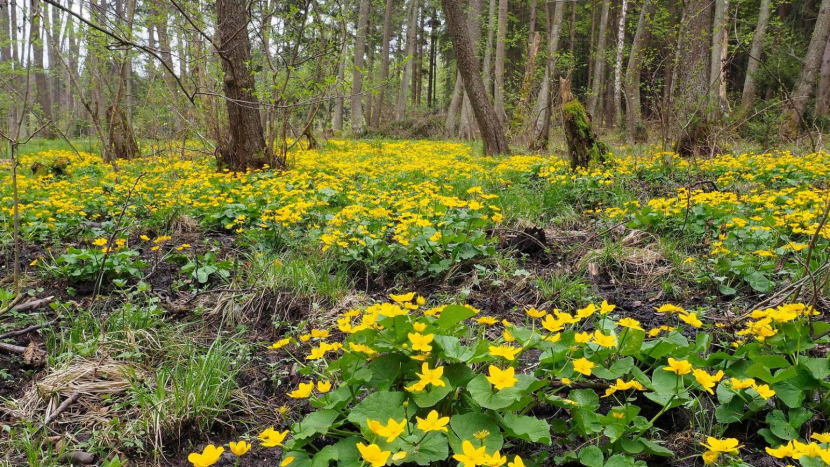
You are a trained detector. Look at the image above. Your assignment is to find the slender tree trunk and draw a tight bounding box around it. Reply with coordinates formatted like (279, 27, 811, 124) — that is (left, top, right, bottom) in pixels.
(530, 0, 564, 150)
(494, 0, 508, 124)
(587, 0, 611, 117)
(709, 0, 729, 119)
(216, 0, 271, 170)
(568, 0, 576, 77)
(459, 0, 484, 139)
(441, 0, 510, 155)
(31, 0, 54, 137)
(612, 0, 628, 129)
(49, 3, 61, 126)
(740, 0, 772, 112)
(352, 0, 371, 133)
(427, 15, 438, 108)
(372, 0, 394, 129)
(816, 33, 830, 115)
(782, 0, 830, 136)
(588, 0, 597, 88)
(482, 0, 497, 96)
(673, 0, 714, 155)
(624, 0, 654, 142)
(333, 48, 346, 132)
(445, 72, 463, 134)
(396, 0, 419, 121)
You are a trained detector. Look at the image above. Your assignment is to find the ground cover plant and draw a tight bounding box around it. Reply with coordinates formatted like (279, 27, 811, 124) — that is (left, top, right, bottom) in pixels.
(0, 140, 829, 467)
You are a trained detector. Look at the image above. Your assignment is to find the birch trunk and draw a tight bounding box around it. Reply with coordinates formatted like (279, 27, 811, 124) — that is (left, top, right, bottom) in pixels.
(351, 0, 371, 133)
(396, 0, 419, 121)
(612, 0, 628, 129)
(587, 0, 611, 117)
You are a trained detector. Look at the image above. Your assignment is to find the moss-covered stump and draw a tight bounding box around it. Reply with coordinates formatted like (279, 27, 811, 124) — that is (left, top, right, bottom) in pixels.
(560, 78, 609, 170)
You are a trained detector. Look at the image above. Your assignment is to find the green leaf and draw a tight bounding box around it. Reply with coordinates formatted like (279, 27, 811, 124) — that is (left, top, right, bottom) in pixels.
(569, 389, 600, 411)
(620, 438, 644, 454)
(651, 367, 682, 394)
(619, 330, 645, 356)
(334, 436, 361, 467)
(605, 454, 636, 467)
(640, 439, 674, 457)
(348, 391, 406, 431)
(745, 271, 772, 292)
(293, 409, 341, 441)
(767, 410, 797, 440)
(434, 335, 476, 362)
(448, 413, 503, 454)
(411, 376, 453, 408)
(366, 354, 408, 390)
(437, 305, 477, 330)
(772, 378, 807, 408)
(751, 355, 790, 369)
(281, 452, 312, 467)
(500, 412, 551, 445)
(467, 374, 540, 410)
(715, 398, 745, 424)
(406, 432, 449, 466)
(578, 445, 603, 467)
(803, 358, 830, 381)
(311, 445, 338, 467)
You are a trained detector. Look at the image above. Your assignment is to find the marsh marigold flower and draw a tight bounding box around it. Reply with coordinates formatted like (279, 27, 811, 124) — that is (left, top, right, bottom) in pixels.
(416, 410, 449, 432)
(356, 443, 391, 467)
(486, 366, 518, 390)
(188, 445, 224, 467)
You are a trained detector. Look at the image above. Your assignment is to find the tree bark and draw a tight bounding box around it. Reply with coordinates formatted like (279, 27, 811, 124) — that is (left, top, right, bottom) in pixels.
(216, 0, 271, 170)
(672, 0, 713, 154)
(587, 0, 610, 117)
(482, 0, 497, 96)
(493, 0, 508, 124)
(740, 0, 772, 112)
(624, 0, 654, 142)
(352, 0, 371, 133)
(612, 0, 628, 129)
(782, 0, 830, 136)
(372, 0, 395, 129)
(529, 0, 564, 150)
(816, 32, 830, 115)
(441, 0, 510, 155)
(459, 0, 484, 140)
(31, 0, 54, 137)
(396, 0, 420, 121)
(709, 0, 729, 119)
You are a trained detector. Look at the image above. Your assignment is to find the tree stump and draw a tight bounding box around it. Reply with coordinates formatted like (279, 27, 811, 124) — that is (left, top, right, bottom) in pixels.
(105, 105, 139, 161)
(560, 78, 609, 170)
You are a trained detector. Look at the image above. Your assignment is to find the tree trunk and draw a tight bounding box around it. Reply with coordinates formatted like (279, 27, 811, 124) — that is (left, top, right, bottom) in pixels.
(396, 0, 420, 121)
(216, 0, 271, 170)
(709, 0, 729, 119)
(740, 0, 772, 112)
(612, 0, 628, 129)
(493, 0, 508, 124)
(352, 0, 371, 133)
(49, 3, 61, 126)
(427, 16, 438, 108)
(333, 48, 346, 132)
(441, 0, 510, 155)
(816, 33, 830, 115)
(530, 0, 564, 150)
(587, 0, 611, 117)
(482, 0, 497, 96)
(672, 0, 713, 156)
(31, 0, 54, 137)
(445, 72, 463, 134)
(561, 78, 608, 169)
(372, 0, 395, 129)
(459, 0, 484, 140)
(624, 0, 653, 142)
(781, 0, 830, 137)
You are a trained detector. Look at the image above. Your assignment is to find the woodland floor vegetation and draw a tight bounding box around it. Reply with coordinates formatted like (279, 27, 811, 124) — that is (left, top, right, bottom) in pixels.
(0, 138, 829, 467)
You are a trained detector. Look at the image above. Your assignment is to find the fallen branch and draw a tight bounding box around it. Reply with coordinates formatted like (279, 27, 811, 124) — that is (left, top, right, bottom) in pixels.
(7, 296, 56, 314)
(36, 392, 82, 435)
(0, 341, 30, 354)
(57, 451, 97, 465)
(0, 318, 58, 340)
(0, 294, 24, 316)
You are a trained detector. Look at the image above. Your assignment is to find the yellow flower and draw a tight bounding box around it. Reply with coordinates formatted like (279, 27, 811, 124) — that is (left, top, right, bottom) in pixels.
(317, 381, 332, 393)
(357, 442, 391, 467)
(700, 437, 742, 454)
(553, 310, 579, 325)
(300, 334, 312, 342)
(92, 238, 108, 246)
(692, 369, 724, 394)
(503, 328, 515, 342)
(655, 304, 685, 314)
(794, 440, 823, 458)
(390, 292, 416, 303)
(486, 366, 518, 390)
(663, 358, 692, 375)
(541, 315, 564, 333)
(576, 303, 597, 318)
(140, 235, 150, 241)
(474, 430, 490, 440)
(811, 432, 830, 443)
(475, 316, 498, 325)
(229, 441, 251, 457)
(545, 333, 561, 343)
(612, 411, 626, 419)
(573, 358, 595, 375)
(484, 451, 507, 467)
(702, 450, 719, 465)
(408, 332, 434, 352)
(507, 456, 526, 467)
(766, 441, 800, 459)
(453, 440, 488, 467)
(728, 378, 755, 390)
(574, 332, 591, 344)
(600, 300, 616, 314)
(392, 451, 408, 461)
(188, 445, 224, 467)
(679, 312, 703, 328)
(348, 342, 378, 356)
(603, 379, 645, 397)
(288, 382, 314, 399)
(29, 258, 38, 266)
(270, 338, 291, 350)
(258, 428, 289, 447)
(311, 329, 330, 338)
(489, 344, 521, 361)
(526, 307, 546, 318)
(413, 322, 427, 332)
(306, 345, 328, 360)
(416, 410, 449, 432)
(616, 318, 643, 331)
(592, 330, 617, 348)
(367, 417, 407, 442)
(752, 383, 776, 400)
(281, 457, 296, 466)
(406, 362, 445, 391)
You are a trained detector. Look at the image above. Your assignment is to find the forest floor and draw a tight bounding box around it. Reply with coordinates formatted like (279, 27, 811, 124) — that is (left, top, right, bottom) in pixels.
(0, 137, 829, 467)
